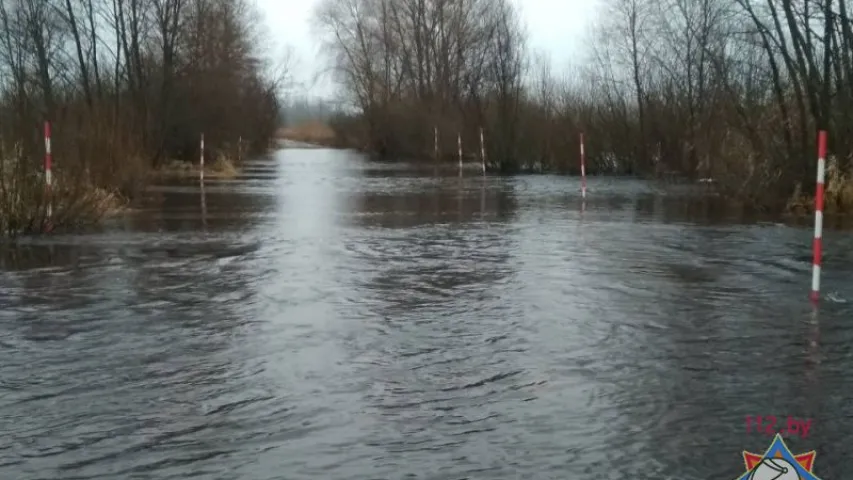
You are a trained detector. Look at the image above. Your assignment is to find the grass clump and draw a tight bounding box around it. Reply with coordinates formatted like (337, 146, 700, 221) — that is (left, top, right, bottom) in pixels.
(210, 153, 239, 178)
(153, 149, 241, 180)
(786, 154, 853, 215)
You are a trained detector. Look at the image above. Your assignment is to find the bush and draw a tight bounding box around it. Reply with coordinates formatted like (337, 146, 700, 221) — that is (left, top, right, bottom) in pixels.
(0, 141, 125, 237)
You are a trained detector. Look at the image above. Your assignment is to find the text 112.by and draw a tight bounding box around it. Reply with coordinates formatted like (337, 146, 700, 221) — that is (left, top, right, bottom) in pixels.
(746, 415, 812, 439)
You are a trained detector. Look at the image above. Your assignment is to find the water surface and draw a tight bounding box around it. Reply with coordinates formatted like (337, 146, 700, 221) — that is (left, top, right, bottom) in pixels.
(2, 147, 852, 479)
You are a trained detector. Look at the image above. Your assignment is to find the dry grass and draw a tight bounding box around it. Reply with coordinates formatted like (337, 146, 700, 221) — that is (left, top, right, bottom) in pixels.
(787, 154, 853, 215)
(824, 155, 853, 212)
(152, 153, 240, 180)
(786, 183, 811, 215)
(277, 121, 338, 146)
(209, 153, 239, 178)
(1, 146, 128, 237)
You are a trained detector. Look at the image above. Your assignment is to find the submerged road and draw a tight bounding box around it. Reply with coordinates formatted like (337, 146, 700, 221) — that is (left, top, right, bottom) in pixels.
(2, 146, 852, 479)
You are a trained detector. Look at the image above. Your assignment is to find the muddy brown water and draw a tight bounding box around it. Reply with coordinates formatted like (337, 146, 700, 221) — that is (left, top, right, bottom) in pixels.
(2, 147, 853, 479)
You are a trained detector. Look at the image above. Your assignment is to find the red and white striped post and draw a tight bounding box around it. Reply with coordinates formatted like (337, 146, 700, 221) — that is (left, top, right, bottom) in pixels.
(44, 121, 53, 221)
(810, 130, 827, 303)
(199, 133, 205, 183)
(579, 132, 587, 199)
(479, 127, 486, 175)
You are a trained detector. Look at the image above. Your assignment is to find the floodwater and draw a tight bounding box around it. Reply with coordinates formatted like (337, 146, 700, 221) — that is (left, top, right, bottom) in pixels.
(2, 147, 853, 480)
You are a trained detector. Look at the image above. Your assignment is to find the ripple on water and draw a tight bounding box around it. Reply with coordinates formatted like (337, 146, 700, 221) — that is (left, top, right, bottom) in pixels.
(3, 154, 853, 479)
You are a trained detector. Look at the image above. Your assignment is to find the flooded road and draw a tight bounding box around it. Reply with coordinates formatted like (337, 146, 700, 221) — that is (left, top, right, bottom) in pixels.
(2, 147, 853, 479)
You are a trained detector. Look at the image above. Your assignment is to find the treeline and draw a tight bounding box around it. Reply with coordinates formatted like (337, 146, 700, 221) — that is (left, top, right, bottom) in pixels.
(314, 0, 853, 208)
(0, 0, 281, 234)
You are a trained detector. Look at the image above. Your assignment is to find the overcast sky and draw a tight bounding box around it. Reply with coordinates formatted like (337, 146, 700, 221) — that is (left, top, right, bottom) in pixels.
(255, 0, 602, 100)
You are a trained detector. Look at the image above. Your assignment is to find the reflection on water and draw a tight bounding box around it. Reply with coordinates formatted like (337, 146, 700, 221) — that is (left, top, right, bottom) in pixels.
(2, 148, 853, 479)
(348, 179, 516, 229)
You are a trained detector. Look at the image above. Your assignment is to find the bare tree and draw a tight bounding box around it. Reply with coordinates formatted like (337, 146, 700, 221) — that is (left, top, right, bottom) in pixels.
(0, 0, 285, 235)
(312, 0, 853, 209)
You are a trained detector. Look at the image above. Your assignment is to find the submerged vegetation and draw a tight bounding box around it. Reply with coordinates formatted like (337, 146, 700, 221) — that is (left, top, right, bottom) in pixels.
(0, 0, 284, 237)
(313, 0, 853, 211)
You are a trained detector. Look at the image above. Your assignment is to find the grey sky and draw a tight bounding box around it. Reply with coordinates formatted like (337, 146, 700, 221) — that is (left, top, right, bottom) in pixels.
(256, 0, 603, 100)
